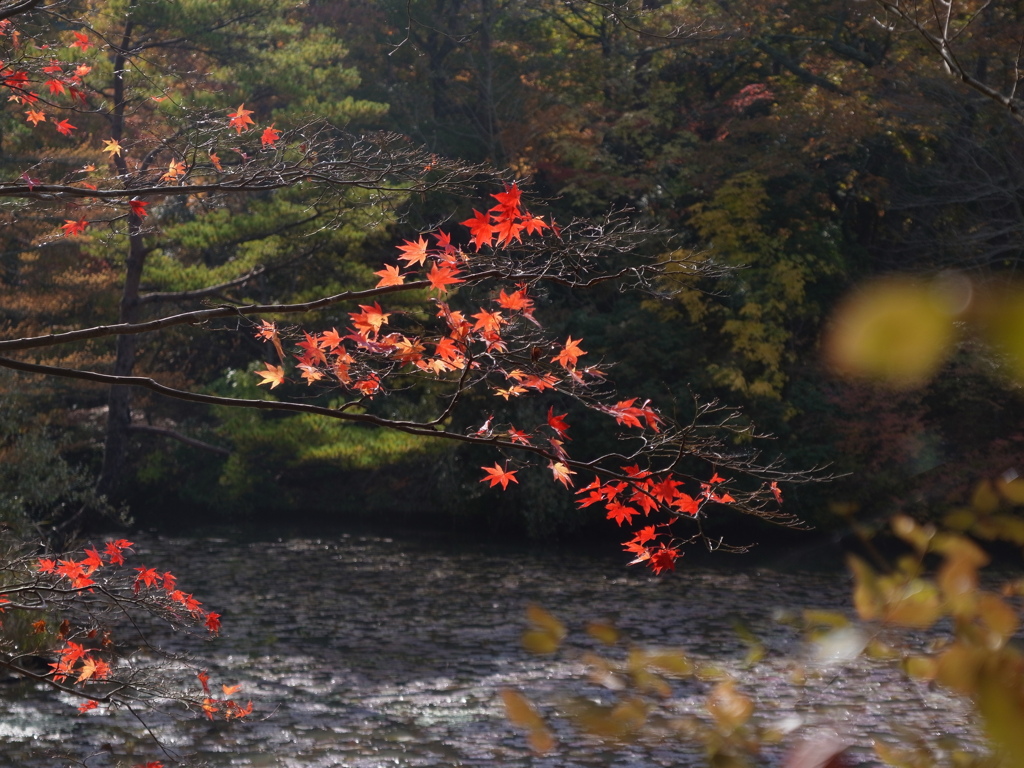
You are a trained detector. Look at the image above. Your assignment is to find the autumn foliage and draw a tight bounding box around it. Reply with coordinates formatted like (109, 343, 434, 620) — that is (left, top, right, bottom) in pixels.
(0, 538, 247, 728)
(244, 182, 795, 574)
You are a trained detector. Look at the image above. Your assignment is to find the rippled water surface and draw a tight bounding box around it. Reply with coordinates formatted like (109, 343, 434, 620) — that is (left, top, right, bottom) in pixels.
(0, 531, 988, 767)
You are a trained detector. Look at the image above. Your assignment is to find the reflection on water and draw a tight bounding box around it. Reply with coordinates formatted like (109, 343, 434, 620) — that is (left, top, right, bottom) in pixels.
(0, 532, 984, 767)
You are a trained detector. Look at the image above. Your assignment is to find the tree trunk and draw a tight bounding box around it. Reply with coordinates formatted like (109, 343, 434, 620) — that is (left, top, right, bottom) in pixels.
(97, 7, 142, 502)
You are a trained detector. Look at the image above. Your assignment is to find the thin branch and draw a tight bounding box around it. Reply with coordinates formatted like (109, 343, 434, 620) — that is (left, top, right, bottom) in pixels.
(126, 425, 231, 456)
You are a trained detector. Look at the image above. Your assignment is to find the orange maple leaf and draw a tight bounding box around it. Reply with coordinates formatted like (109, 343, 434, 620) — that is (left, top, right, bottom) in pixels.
(260, 124, 280, 147)
(396, 236, 430, 266)
(552, 336, 586, 370)
(350, 302, 390, 337)
(228, 103, 255, 133)
(25, 109, 45, 126)
(426, 262, 464, 295)
(548, 461, 576, 488)
(209, 152, 223, 172)
(471, 308, 503, 334)
(161, 159, 186, 181)
(374, 264, 405, 287)
(254, 362, 286, 389)
(480, 463, 519, 490)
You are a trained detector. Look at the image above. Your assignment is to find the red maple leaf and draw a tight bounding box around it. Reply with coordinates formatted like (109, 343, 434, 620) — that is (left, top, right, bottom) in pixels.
(492, 211, 524, 247)
(481, 463, 519, 490)
(53, 118, 77, 136)
(129, 199, 149, 218)
(61, 219, 88, 237)
(433, 229, 457, 256)
(648, 545, 680, 575)
(134, 567, 159, 592)
(489, 182, 522, 216)
(227, 103, 255, 133)
(546, 407, 570, 438)
(81, 547, 104, 574)
(671, 493, 700, 516)
(103, 539, 132, 565)
(605, 501, 638, 527)
(461, 209, 495, 251)
(506, 427, 531, 445)
(520, 213, 549, 236)
(650, 475, 683, 504)
(260, 124, 280, 147)
(205, 612, 221, 634)
(69, 30, 92, 51)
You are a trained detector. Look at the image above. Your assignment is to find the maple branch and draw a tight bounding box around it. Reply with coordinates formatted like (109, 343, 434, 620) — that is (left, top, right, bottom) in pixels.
(0, 0, 41, 23)
(0, 254, 666, 353)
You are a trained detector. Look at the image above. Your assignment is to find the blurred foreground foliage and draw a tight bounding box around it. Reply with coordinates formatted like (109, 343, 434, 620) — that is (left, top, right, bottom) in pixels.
(503, 477, 1024, 768)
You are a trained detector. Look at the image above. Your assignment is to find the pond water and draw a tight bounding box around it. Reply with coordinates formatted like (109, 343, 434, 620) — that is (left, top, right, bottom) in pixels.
(0, 530, 989, 767)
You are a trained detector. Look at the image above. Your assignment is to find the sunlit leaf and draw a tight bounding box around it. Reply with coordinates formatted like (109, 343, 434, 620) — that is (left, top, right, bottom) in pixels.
(825, 277, 957, 388)
(707, 680, 753, 733)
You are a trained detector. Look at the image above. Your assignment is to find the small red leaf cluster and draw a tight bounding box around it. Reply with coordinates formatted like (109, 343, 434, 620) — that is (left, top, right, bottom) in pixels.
(253, 183, 554, 398)
(461, 183, 550, 250)
(197, 670, 253, 720)
(34, 539, 227, 711)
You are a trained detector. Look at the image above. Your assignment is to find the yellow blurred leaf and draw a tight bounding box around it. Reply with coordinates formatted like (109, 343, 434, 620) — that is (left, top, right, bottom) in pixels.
(825, 277, 956, 388)
(974, 285, 1024, 384)
(848, 555, 881, 621)
(500, 689, 545, 730)
(971, 480, 1001, 516)
(803, 609, 850, 629)
(585, 620, 619, 645)
(891, 515, 934, 553)
(707, 680, 753, 732)
(526, 604, 567, 641)
(643, 649, 695, 678)
(902, 655, 937, 680)
(882, 578, 942, 629)
(936, 643, 984, 694)
(942, 508, 976, 531)
(975, 648, 1024, 768)
(976, 593, 1019, 646)
(521, 629, 560, 654)
(527, 727, 556, 753)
